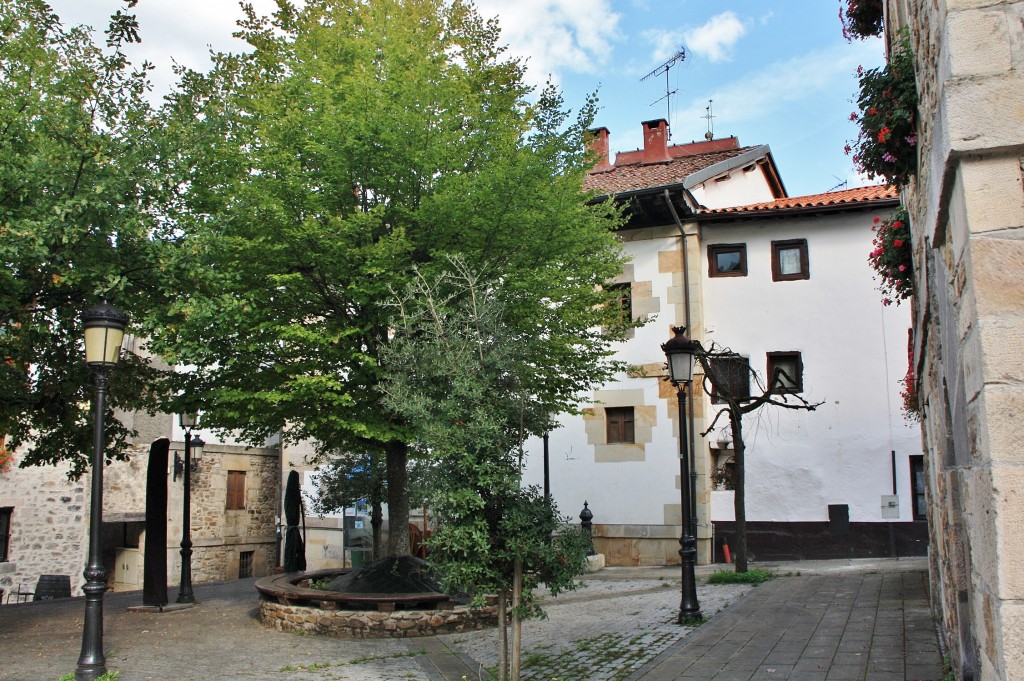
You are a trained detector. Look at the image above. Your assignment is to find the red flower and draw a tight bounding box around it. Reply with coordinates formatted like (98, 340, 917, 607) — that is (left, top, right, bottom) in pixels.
(878, 126, 891, 143)
(869, 107, 878, 115)
(873, 216, 881, 224)
(893, 239, 903, 247)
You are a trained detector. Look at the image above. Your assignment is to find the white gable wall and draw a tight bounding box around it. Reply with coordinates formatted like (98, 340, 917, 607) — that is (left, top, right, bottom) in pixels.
(700, 210, 921, 523)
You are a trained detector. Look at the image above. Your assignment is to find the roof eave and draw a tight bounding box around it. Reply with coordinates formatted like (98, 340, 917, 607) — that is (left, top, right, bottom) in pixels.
(696, 195, 901, 223)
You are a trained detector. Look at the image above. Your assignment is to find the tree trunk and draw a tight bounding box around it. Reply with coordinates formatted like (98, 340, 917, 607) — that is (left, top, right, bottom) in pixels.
(730, 411, 748, 573)
(511, 560, 523, 680)
(497, 591, 509, 681)
(385, 440, 410, 556)
(371, 497, 384, 561)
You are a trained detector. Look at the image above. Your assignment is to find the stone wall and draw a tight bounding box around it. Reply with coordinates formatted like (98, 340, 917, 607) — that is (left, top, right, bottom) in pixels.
(893, 1, 1024, 678)
(1, 434, 279, 596)
(259, 599, 497, 638)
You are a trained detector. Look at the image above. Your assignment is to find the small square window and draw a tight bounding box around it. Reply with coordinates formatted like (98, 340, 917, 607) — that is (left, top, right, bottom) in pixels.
(708, 355, 751, 403)
(708, 244, 747, 277)
(767, 352, 803, 393)
(605, 407, 635, 444)
(771, 239, 809, 281)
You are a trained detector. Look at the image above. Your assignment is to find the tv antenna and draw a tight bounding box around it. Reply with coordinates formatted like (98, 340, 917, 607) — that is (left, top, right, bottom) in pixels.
(703, 99, 715, 140)
(826, 175, 848, 192)
(641, 47, 687, 132)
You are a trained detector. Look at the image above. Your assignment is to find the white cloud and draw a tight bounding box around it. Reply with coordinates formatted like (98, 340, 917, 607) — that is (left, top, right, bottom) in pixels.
(683, 11, 747, 63)
(672, 40, 880, 130)
(475, 0, 621, 86)
(641, 28, 687, 65)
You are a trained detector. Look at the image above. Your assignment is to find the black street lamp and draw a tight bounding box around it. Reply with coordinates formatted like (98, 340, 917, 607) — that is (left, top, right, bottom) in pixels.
(174, 413, 204, 604)
(661, 326, 702, 624)
(76, 302, 128, 681)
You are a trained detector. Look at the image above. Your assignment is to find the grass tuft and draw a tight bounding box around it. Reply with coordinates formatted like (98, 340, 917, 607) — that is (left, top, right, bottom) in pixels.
(706, 568, 774, 584)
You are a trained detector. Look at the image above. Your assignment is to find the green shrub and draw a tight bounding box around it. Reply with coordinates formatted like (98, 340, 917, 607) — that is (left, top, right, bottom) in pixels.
(706, 568, 774, 585)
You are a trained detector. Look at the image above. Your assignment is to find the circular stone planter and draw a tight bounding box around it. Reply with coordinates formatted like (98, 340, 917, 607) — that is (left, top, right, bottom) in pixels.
(255, 569, 497, 639)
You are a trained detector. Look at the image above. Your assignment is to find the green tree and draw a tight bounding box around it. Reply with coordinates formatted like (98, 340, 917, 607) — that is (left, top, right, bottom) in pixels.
(0, 0, 166, 476)
(148, 0, 626, 554)
(380, 263, 596, 680)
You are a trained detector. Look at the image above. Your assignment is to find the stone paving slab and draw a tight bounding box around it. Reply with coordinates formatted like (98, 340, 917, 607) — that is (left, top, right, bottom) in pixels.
(0, 559, 942, 681)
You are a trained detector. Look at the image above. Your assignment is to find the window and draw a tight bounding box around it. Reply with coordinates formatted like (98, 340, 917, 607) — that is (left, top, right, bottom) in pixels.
(605, 407, 635, 444)
(910, 456, 926, 521)
(771, 239, 809, 281)
(0, 507, 11, 562)
(708, 244, 747, 277)
(226, 471, 246, 510)
(767, 352, 803, 393)
(708, 355, 751, 403)
(238, 550, 254, 579)
(607, 283, 633, 325)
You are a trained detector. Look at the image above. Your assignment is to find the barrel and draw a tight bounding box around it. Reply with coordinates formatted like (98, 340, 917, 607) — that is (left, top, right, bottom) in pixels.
(34, 575, 71, 600)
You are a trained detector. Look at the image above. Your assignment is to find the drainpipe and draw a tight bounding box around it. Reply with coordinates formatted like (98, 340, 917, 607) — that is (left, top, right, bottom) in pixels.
(663, 189, 699, 543)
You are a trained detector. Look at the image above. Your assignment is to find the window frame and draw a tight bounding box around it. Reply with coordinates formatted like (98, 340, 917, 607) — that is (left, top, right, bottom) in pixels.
(909, 455, 926, 521)
(226, 470, 246, 511)
(238, 550, 254, 579)
(771, 239, 810, 281)
(607, 282, 633, 325)
(0, 507, 11, 562)
(605, 406, 636, 444)
(707, 243, 748, 278)
(708, 355, 751, 404)
(766, 351, 804, 394)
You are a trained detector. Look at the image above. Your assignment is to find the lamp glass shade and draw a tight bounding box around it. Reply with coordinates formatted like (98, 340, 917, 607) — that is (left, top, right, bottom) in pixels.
(668, 350, 695, 384)
(83, 303, 128, 367)
(190, 435, 205, 463)
(179, 412, 199, 429)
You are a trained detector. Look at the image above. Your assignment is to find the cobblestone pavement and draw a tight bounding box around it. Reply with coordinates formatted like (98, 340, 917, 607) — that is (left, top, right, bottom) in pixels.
(0, 558, 940, 681)
(440, 580, 752, 680)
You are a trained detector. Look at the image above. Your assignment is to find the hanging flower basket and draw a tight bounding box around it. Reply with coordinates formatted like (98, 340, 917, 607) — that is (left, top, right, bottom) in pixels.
(869, 206, 914, 305)
(840, 0, 885, 41)
(0, 446, 13, 473)
(900, 364, 920, 421)
(846, 33, 918, 186)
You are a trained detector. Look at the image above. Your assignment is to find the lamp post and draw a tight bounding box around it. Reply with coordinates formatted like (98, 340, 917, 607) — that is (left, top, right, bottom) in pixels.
(174, 414, 204, 604)
(661, 326, 702, 624)
(76, 302, 128, 681)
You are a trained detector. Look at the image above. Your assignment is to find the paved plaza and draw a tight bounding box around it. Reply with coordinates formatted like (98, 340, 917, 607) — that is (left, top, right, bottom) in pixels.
(0, 558, 944, 681)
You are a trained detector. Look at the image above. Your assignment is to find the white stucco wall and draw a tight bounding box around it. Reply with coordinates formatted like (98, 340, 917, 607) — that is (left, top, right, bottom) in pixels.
(691, 164, 778, 210)
(700, 208, 921, 523)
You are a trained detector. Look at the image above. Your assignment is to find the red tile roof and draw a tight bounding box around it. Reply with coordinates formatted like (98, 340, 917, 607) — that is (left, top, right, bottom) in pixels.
(703, 185, 898, 215)
(584, 147, 758, 195)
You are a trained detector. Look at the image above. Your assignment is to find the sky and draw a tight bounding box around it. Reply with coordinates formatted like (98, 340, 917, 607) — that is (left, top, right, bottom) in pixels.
(46, 0, 886, 198)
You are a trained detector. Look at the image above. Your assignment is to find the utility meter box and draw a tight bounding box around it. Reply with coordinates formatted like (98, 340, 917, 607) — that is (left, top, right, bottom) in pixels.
(881, 495, 900, 519)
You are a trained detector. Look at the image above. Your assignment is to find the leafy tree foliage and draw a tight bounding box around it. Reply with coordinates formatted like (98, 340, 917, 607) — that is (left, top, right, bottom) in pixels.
(0, 0, 166, 476)
(148, 0, 625, 554)
(380, 263, 596, 679)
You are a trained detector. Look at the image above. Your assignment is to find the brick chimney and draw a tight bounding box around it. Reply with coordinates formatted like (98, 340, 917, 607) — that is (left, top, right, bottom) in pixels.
(587, 126, 613, 171)
(642, 119, 671, 163)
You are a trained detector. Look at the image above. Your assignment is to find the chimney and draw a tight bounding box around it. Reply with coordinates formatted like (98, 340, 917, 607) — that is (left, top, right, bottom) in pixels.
(641, 119, 671, 163)
(587, 127, 613, 171)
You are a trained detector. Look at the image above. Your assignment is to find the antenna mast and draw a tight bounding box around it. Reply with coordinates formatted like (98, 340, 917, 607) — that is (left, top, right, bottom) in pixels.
(641, 47, 686, 133)
(703, 99, 715, 141)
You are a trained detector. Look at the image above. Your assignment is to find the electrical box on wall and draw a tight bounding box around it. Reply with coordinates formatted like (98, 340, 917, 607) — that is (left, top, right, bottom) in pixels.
(881, 495, 900, 519)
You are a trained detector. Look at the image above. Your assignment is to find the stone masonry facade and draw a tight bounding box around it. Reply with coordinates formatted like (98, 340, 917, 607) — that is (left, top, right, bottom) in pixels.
(1, 408, 279, 598)
(891, 1, 1024, 678)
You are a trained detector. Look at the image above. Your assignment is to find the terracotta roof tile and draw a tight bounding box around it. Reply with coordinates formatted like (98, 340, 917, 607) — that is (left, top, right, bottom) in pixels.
(584, 147, 757, 195)
(704, 185, 897, 214)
